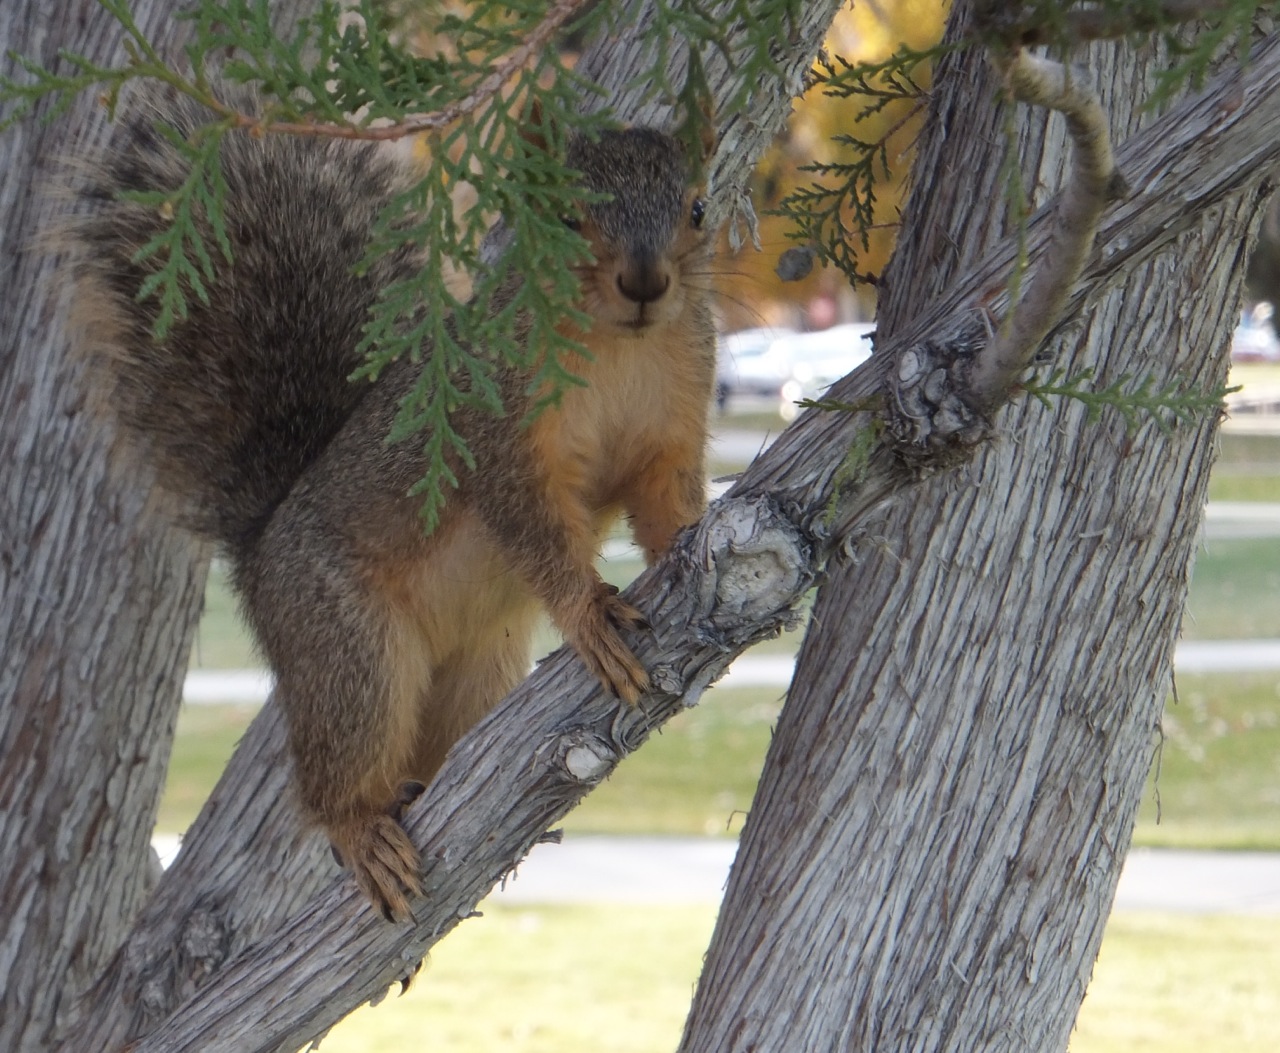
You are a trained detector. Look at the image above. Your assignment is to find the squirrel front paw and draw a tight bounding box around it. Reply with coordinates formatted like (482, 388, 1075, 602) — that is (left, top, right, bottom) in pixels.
(327, 806, 424, 922)
(563, 582, 650, 703)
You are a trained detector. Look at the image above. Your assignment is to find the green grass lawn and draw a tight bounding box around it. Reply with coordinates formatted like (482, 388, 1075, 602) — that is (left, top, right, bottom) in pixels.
(323, 905, 716, 1053)
(160, 670, 1278, 849)
(306, 906, 1280, 1053)
(1135, 672, 1280, 850)
(1071, 913, 1280, 1053)
(1208, 432, 1280, 503)
(1210, 375, 1280, 500)
(1181, 536, 1280, 639)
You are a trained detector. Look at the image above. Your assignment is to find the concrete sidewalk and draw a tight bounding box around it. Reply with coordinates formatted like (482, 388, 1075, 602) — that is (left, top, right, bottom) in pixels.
(183, 640, 1280, 703)
(484, 838, 1280, 914)
(151, 834, 1280, 913)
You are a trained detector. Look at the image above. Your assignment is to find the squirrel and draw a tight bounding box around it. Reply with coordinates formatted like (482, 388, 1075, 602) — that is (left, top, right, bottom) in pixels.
(69, 85, 717, 920)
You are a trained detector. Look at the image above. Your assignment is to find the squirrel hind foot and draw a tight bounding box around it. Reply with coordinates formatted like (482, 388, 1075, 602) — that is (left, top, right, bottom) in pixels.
(327, 812, 424, 922)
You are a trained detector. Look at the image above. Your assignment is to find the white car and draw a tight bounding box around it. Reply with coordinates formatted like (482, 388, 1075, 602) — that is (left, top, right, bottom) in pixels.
(715, 326, 798, 410)
(770, 323, 876, 419)
(1231, 311, 1280, 363)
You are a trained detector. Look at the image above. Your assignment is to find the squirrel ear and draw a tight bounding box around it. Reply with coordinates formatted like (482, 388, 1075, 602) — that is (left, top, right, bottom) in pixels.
(696, 101, 717, 167)
(674, 100, 716, 181)
(519, 97, 551, 155)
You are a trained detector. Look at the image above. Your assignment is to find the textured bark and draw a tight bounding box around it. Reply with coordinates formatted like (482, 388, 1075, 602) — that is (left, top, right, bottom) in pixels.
(678, 11, 1275, 1053)
(0, 4, 212, 1052)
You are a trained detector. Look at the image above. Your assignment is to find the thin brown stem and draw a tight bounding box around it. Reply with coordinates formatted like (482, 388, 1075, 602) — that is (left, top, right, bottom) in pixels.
(968, 49, 1123, 409)
(202, 0, 594, 142)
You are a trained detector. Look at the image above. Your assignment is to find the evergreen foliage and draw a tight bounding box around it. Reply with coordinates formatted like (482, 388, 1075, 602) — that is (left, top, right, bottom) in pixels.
(1, 0, 1270, 525)
(1024, 367, 1239, 434)
(773, 42, 937, 287)
(777, 0, 1278, 292)
(1, 0, 804, 528)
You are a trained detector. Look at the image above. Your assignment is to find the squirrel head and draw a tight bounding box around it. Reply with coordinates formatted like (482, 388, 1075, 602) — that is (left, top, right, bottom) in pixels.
(562, 124, 713, 335)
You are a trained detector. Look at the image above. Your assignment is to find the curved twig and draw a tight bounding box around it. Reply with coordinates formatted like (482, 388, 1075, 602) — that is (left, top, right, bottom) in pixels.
(199, 0, 593, 142)
(968, 49, 1127, 410)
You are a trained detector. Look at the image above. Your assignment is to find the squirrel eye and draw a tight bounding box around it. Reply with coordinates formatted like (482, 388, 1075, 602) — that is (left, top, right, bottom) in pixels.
(690, 198, 706, 229)
(562, 215, 582, 232)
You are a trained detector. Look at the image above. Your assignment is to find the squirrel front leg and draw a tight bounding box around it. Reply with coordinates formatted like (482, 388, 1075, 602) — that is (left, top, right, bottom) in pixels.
(469, 444, 650, 704)
(621, 436, 708, 566)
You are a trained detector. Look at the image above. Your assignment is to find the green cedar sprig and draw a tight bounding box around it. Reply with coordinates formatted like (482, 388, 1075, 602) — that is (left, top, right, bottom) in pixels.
(1024, 366, 1239, 434)
(771, 43, 941, 287)
(121, 118, 235, 337)
(643, 0, 804, 115)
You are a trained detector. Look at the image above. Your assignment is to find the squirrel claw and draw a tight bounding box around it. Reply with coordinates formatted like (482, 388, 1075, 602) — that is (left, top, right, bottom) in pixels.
(328, 812, 424, 922)
(398, 958, 425, 995)
(604, 593, 649, 633)
(565, 585, 650, 704)
(386, 780, 428, 822)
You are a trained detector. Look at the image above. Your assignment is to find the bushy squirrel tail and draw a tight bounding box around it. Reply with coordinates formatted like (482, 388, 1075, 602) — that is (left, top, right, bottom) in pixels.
(69, 85, 420, 556)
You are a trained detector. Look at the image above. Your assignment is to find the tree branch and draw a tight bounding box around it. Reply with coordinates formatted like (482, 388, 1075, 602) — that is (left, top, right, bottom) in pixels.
(968, 49, 1126, 409)
(980, 0, 1244, 48)
(205, 0, 597, 141)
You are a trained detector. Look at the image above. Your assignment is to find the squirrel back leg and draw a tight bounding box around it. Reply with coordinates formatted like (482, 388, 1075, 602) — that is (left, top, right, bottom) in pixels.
(408, 605, 539, 783)
(237, 521, 433, 920)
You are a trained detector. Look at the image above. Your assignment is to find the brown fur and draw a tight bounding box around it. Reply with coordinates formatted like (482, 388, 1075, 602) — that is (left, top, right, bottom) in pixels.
(69, 88, 716, 919)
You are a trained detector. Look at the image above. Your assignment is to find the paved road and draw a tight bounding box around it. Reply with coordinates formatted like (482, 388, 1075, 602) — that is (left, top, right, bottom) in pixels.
(149, 834, 1280, 913)
(1204, 500, 1280, 539)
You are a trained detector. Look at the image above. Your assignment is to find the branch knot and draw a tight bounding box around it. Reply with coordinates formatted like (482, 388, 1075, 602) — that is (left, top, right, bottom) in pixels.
(884, 327, 993, 472)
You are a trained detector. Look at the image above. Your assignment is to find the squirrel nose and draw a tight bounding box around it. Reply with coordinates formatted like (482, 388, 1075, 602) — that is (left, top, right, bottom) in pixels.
(616, 253, 671, 304)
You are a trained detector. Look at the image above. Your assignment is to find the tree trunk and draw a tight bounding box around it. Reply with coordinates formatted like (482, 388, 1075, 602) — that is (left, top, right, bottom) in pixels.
(0, 3, 211, 1051)
(678, 10, 1272, 1052)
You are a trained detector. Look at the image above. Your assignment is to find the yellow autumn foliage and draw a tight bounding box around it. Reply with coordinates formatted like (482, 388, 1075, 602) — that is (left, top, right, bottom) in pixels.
(716, 1, 948, 331)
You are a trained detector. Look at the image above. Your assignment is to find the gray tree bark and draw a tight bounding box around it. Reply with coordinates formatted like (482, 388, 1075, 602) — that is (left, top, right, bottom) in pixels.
(0, 3, 210, 1051)
(678, 9, 1275, 1052)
